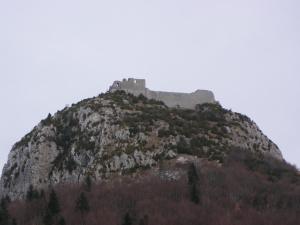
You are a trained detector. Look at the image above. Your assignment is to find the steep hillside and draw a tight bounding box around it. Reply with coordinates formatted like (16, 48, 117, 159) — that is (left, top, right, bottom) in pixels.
(0, 91, 282, 199)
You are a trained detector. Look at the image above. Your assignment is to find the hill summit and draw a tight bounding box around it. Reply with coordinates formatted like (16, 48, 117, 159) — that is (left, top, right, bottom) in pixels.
(0, 84, 283, 200)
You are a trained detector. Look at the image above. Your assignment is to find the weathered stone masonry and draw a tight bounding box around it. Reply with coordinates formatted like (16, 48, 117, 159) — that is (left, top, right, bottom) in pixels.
(109, 78, 216, 109)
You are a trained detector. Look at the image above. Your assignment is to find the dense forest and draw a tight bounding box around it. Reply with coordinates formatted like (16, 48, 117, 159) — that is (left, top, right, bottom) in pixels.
(1, 150, 299, 225)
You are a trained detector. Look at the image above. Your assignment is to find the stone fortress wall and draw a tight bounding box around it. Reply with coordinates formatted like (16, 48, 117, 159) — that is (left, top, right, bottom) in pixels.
(109, 78, 216, 109)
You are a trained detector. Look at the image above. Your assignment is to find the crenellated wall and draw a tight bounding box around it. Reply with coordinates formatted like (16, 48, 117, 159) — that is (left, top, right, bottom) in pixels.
(109, 78, 216, 109)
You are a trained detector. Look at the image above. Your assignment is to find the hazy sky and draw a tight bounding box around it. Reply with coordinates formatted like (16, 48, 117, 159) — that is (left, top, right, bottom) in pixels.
(0, 0, 299, 173)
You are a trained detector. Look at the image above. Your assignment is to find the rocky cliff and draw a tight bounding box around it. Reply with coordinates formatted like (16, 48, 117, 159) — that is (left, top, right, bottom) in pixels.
(0, 91, 282, 199)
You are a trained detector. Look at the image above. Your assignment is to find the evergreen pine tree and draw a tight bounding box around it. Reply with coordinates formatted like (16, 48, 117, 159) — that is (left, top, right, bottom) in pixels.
(48, 190, 60, 215)
(12, 218, 17, 225)
(190, 182, 200, 204)
(187, 163, 201, 204)
(188, 163, 198, 185)
(84, 175, 92, 192)
(43, 209, 53, 225)
(75, 192, 90, 214)
(0, 198, 10, 225)
(122, 213, 132, 225)
(75, 192, 90, 225)
(3, 196, 11, 204)
(40, 189, 45, 200)
(139, 215, 149, 225)
(26, 185, 40, 201)
(58, 217, 66, 225)
(43, 189, 61, 225)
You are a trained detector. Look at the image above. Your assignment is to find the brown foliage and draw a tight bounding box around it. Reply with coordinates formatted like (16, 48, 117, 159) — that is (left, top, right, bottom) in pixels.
(6, 152, 300, 225)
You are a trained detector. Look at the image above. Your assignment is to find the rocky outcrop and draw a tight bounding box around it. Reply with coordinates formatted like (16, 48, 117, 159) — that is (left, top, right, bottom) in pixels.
(0, 91, 282, 200)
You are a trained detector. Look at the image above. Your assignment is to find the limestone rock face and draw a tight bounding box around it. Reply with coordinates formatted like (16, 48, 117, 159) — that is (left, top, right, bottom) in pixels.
(0, 91, 282, 200)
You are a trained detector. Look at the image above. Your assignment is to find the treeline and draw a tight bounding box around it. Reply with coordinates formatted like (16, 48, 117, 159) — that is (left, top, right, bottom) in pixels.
(1, 150, 300, 225)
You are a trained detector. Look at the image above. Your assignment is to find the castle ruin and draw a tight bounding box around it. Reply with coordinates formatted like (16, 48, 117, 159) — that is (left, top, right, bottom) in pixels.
(109, 78, 216, 109)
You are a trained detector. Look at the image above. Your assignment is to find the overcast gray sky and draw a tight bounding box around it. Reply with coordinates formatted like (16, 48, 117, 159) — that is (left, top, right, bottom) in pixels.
(0, 0, 299, 173)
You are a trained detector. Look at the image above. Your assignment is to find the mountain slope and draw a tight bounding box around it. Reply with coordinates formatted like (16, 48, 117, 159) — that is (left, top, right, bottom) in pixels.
(0, 91, 283, 199)
(2, 150, 300, 225)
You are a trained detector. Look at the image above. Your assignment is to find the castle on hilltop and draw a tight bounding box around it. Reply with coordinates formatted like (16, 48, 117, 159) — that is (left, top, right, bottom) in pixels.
(109, 78, 216, 109)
